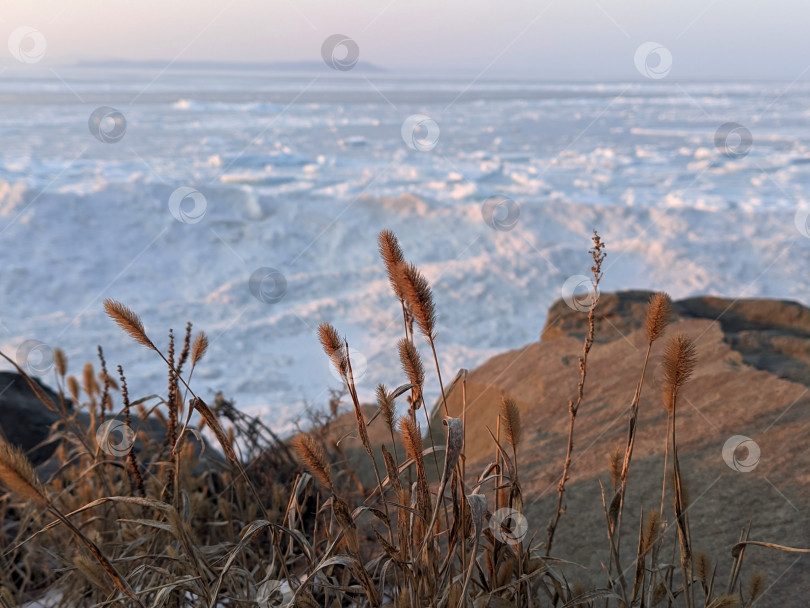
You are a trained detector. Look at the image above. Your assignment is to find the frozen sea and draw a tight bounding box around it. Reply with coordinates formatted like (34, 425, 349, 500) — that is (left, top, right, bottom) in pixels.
(2, 63, 810, 433)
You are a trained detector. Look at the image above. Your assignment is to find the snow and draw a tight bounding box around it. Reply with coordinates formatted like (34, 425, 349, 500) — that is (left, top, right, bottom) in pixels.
(2, 65, 810, 435)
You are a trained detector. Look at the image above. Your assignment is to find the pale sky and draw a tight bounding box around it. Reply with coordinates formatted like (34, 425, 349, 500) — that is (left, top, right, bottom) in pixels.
(2, 0, 808, 80)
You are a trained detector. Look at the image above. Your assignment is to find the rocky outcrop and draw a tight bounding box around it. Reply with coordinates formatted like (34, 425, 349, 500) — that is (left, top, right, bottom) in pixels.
(432, 291, 810, 605)
(542, 290, 810, 385)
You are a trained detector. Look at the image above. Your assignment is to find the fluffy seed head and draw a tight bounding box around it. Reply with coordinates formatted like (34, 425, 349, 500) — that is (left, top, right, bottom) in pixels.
(67, 376, 80, 403)
(645, 292, 672, 343)
(748, 572, 765, 602)
(83, 362, 99, 399)
(378, 230, 406, 300)
(399, 416, 423, 465)
(398, 339, 425, 398)
(103, 299, 155, 351)
(376, 384, 397, 435)
(0, 439, 47, 506)
(500, 396, 521, 452)
(662, 334, 697, 411)
(53, 348, 67, 377)
(293, 434, 333, 491)
(191, 331, 208, 367)
(397, 262, 436, 340)
(695, 551, 711, 584)
(333, 494, 359, 554)
(609, 445, 623, 490)
(642, 510, 661, 554)
(318, 323, 347, 377)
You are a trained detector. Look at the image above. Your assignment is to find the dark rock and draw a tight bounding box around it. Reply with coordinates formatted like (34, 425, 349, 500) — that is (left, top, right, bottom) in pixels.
(73, 411, 225, 471)
(0, 371, 224, 476)
(0, 371, 66, 465)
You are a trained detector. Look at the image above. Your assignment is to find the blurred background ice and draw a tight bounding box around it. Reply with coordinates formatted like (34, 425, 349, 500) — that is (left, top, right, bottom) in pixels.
(1, 1, 809, 432)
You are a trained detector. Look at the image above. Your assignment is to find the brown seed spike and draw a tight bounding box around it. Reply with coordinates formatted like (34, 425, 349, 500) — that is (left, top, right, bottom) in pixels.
(608, 445, 622, 490)
(748, 572, 765, 601)
(398, 262, 436, 340)
(709, 596, 741, 608)
(500, 396, 521, 451)
(317, 322, 347, 377)
(399, 416, 423, 465)
(398, 339, 425, 396)
(695, 551, 711, 584)
(662, 334, 697, 411)
(645, 292, 672, 343)
(53, 348, 67, 377)
(378, 230, 406, 300)
(191, 331, 208, 367)
(642, 510, 661, 554)
(0, 438, 48, 506)
(67, 376, 80, 403)
(103, 299, 156, 351)
(292, 434, 333, 491)
(376, 384, 397, 435)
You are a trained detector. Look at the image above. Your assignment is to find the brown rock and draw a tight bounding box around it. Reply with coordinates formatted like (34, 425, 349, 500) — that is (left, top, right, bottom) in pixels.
(432, 291, 810, 605)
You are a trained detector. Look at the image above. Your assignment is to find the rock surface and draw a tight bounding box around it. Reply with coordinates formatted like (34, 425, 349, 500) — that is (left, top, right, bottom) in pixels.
(0, 371, 65, 464)
(0, 370, 224, 475)
(431, 291, 810, 605)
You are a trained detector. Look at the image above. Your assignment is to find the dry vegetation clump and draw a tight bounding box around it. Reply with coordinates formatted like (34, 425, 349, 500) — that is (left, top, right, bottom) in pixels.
(0, 229, 805, 607)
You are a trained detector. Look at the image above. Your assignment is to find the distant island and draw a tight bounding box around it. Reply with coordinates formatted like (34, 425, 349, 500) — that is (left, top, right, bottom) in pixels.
(74, 59, 386, 73)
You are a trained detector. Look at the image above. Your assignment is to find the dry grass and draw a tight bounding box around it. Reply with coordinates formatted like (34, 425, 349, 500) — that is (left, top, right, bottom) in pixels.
(0, 230, 804, 607)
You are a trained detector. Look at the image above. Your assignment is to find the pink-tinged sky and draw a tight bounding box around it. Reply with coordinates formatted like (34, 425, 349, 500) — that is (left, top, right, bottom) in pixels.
(1, 0, 808, 79)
